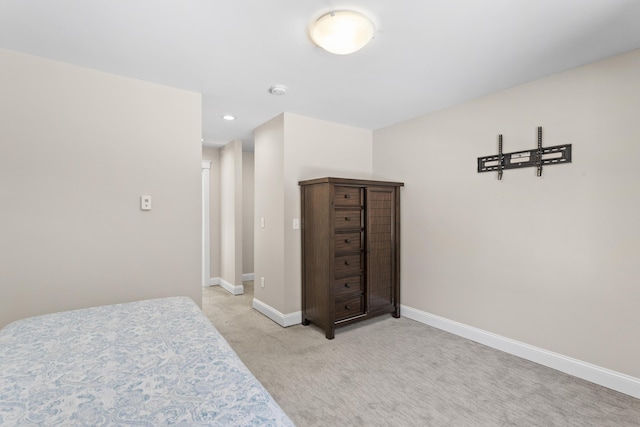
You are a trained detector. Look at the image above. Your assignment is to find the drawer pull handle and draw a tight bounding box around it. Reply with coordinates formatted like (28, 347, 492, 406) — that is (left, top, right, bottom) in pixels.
(344, 261, 350, 266)
(344, 194, 350, 199)
(344, 283, 350, 288)
(345, 305, 352, 310)
(344, 239, 350, 243)
(344, 217, 350, 221)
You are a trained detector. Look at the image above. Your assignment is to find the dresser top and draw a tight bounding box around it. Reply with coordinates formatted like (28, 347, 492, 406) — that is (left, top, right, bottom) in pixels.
(298, 177, 404, 187)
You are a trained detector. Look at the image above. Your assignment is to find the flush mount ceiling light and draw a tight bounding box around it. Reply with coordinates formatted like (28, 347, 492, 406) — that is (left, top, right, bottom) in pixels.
(309, 10, 375, 55)
(221, 115, 236, 121)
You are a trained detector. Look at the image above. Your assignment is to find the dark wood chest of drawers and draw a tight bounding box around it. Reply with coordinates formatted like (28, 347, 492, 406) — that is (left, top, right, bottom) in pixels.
(299, 177, 403, 339)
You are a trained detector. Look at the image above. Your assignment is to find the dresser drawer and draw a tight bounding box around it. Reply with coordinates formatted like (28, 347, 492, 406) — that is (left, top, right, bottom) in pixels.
(335, 295, 364, 321)
(334, 254, 362, 277)
(333, 276, 364, 298)
(334, 231, 362, 253)
(335, 210, 362, 230)
(334, 186, 361, 207)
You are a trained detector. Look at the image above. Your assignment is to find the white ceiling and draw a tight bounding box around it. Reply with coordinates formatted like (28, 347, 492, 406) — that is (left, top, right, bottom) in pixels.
(2, 0, 640, 151)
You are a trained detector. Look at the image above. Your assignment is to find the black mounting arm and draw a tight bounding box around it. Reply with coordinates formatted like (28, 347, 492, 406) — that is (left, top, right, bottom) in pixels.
(477, 126, 571, 180)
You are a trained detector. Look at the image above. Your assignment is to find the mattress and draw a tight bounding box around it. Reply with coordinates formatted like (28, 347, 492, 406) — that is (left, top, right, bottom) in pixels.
(0, 297, 295, 426)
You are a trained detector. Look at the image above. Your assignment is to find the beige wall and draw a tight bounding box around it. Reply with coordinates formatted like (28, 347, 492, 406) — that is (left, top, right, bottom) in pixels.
(242, 151, 255, 275)
(202, 146, 221, 278)
(0, 48, 202, 327)
(220, 140, 243, 286)
(254, 115, 286, 310)
(254, 113, 373, 314)
(203, 146, 252, 282)
(283, 113, 374, 312)
(372, 49, 640, 378)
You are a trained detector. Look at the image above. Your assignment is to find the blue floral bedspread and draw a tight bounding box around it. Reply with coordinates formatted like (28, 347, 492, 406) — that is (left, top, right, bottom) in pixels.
(0, 297, 295, 426)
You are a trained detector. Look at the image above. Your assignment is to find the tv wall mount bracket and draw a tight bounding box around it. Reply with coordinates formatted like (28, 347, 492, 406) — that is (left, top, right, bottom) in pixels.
(477, 126, 571, 180)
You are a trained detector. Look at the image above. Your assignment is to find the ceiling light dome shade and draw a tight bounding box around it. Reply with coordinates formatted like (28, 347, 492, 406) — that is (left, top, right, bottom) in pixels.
(309, 10, 375, 55)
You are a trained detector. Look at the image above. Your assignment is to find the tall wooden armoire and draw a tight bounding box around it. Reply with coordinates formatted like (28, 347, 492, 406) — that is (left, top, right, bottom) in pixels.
(299, 177, 403, 339)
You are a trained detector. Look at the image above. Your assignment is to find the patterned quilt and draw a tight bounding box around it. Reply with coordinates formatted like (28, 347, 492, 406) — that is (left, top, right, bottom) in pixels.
(0, 297, 295, 426)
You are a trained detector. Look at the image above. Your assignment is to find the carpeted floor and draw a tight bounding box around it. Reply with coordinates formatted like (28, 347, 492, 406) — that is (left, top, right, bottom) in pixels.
(202, 282, 640, 426)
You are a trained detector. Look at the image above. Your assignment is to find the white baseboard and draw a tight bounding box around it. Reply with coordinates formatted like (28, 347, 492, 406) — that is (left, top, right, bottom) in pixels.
(203, 277, 244, 296)
(242, 273, 255, 281)
(401, 305, 640, 399)
(219, 278, 244, 295)
(252, 298, 301, 327)
(203, 277, 220, 287)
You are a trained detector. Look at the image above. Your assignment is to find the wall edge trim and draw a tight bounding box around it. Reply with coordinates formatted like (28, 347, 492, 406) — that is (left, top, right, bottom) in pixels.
(400, 305, 640, 399)
(203, 277, 220, 287)
(252, 298, 301, 327)
(219, 278, 244, 295)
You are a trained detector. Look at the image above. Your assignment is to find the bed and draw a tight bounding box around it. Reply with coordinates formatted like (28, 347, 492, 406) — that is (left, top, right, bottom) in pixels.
(0, 297, 295, 426)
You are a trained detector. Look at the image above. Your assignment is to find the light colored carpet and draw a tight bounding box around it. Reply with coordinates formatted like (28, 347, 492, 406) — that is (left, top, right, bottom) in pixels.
(202, 282, 640, 426)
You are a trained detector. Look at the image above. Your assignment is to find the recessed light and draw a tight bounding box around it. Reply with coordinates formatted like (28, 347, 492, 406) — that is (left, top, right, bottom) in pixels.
(222, 115, 236, 121)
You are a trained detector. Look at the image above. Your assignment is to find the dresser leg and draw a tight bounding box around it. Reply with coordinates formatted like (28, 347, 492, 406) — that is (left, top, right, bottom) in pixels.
(302, 319, 310, 326)
(392, 307, 400, 318)
(325, 328, 335, 339)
